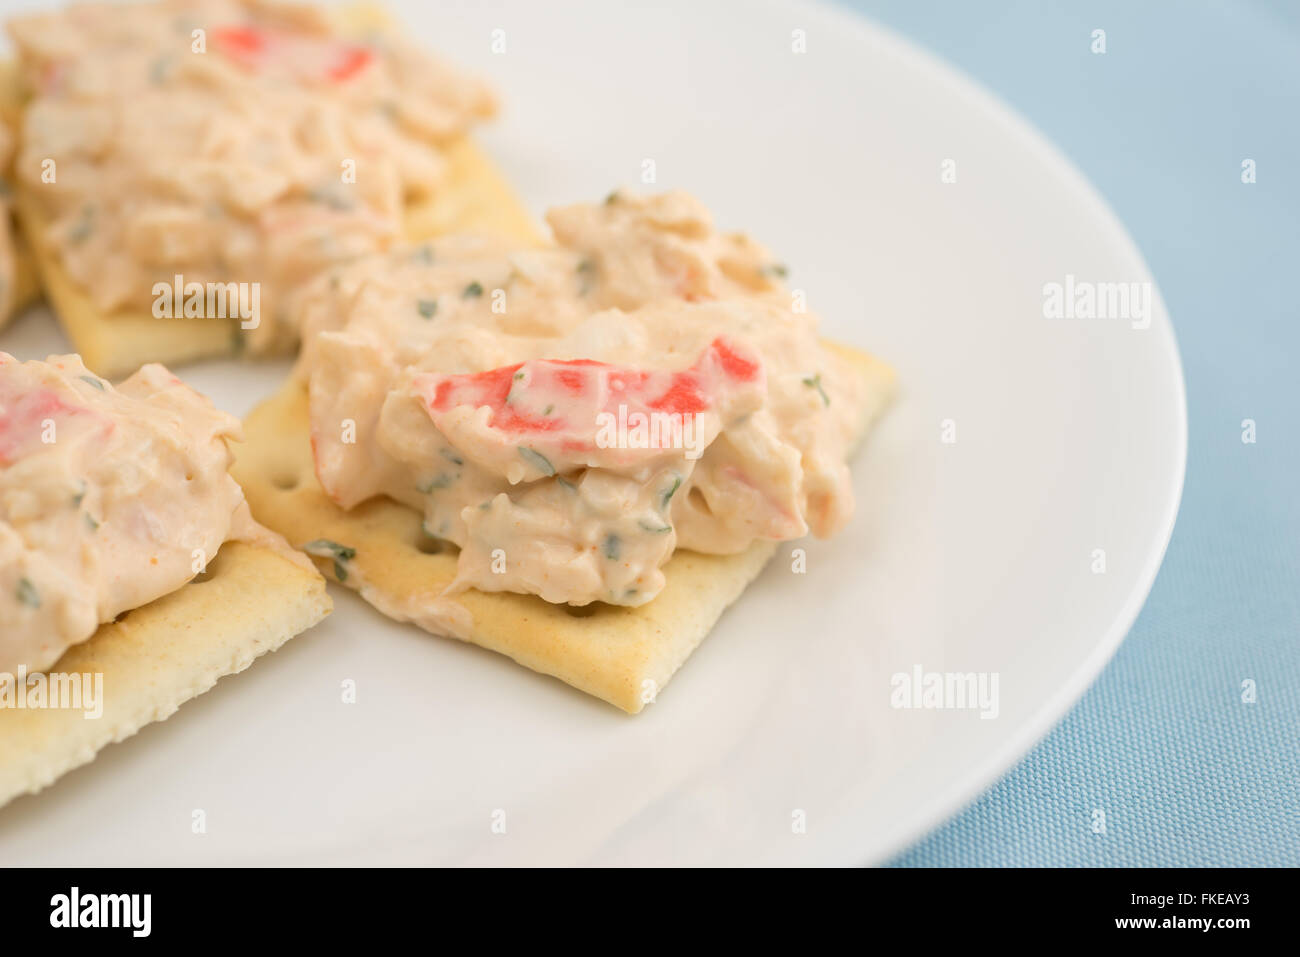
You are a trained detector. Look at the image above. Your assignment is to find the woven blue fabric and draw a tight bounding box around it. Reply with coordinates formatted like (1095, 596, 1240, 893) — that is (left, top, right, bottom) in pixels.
(827, 0, 1300, 866)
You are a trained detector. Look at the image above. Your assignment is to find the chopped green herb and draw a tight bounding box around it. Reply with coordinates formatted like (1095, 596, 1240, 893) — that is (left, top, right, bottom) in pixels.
(149, 56, 172, 84)
(417, 298, 438, 319)
(604, 190, 620, 205)
(302, 539, 356, 561)
(556, 475, 577, 492)
(79, 375, 105, 391)
(602, 533, 621, 560)
(802, 373, 830, 407)
(440, 448, 464, 466)
(542, 404, 554, 416)
(84, 513, 100, 531)
(72, 480, 87, 506)
(16, 578, 40, 609)
(638, 519, 673, 534)
(518, 446, 555, 476)
(417, 474, 454, 493)
(660, 474, 683, 510)
(301, 539, 357, 583)
(576, 258, 596, 294)
(761, 263, 789, 278)
(513, 371, 526, 380)
(462, 281, 484, 299)
(68, 207, 94, 244)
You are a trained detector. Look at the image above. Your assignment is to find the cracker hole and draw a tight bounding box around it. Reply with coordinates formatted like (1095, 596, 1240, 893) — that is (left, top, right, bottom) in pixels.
(272, 472, 300, 491)
(415, 536, 445, 555)
(414, 531, 459, 556)
(191, 551, 226, 584)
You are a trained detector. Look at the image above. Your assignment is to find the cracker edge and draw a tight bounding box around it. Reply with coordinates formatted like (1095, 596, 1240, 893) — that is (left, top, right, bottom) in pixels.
(3, 29, 538, 377)
(232, 345, 895, 714)
(0, 540, 332, 809)
(0, 230, 39, 331)
(13, 135, 537, 378)
(0, 59, 40, 330)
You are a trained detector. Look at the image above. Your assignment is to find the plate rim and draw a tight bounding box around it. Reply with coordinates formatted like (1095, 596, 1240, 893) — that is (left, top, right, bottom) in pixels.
(0, 0, 1190, 866)
(801, 0, 1189, 865)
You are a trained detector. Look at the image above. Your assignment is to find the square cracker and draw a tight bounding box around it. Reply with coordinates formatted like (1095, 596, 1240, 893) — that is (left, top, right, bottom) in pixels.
(3, 0, 539, 376)
(0, 540, 331, 808)
(14, 136, 538, 378)
(0, 60, 41, 329)
(0, 230, 40, 330)
(231, 345, 895, 714)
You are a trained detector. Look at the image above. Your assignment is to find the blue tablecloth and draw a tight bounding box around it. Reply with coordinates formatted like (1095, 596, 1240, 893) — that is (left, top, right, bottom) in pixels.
(835, 0, 1300, 867)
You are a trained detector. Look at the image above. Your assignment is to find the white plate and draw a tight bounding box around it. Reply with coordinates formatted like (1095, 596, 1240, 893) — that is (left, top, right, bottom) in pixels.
(0, 0, 1185, 865)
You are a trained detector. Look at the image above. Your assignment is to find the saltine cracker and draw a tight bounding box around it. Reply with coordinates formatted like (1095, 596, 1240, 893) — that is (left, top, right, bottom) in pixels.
(0, 541, 332, 807)
(233, 346, 894, 713)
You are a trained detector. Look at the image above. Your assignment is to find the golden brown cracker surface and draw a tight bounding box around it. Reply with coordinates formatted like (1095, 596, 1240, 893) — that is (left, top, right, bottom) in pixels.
(0, 541, 332, 808)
